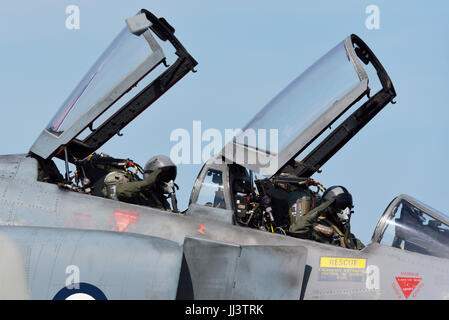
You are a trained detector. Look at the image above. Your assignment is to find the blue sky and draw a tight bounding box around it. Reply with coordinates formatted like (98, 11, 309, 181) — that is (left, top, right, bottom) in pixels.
(0, 1, 448, 244)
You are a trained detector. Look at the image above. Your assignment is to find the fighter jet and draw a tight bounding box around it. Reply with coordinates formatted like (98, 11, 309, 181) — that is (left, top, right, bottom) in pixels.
(0, 9, 448, 300)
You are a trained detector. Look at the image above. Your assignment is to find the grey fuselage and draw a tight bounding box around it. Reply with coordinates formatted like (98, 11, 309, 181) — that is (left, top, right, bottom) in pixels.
(0, 154, 447, 300)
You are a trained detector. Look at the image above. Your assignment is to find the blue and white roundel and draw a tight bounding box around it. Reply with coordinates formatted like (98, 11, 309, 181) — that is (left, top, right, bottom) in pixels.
(53, 283, 107, 300)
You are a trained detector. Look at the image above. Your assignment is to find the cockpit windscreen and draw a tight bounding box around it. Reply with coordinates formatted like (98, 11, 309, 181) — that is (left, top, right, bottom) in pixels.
(378, 197, 449, 259)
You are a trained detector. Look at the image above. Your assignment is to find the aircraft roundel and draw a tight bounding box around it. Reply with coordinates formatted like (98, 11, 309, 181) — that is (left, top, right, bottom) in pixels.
(53, 283, 107, 300)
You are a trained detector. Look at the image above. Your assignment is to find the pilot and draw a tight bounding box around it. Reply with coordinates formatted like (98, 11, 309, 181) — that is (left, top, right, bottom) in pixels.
(104, 155, 178, 212)
(288, 186, 364, 250)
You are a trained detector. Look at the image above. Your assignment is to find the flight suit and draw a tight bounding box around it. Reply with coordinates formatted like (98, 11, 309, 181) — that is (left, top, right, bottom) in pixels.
(289, 198, 364, 250)
(115, 169, 171, 211)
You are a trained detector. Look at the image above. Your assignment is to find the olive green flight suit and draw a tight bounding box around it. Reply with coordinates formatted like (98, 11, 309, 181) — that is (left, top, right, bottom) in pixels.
(115, 169, 171, 211)
(289, 198, 364, 250)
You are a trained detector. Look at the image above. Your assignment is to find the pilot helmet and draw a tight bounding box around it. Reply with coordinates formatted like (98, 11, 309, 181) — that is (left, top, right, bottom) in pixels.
(104, 170, 129, 200)
(144, 155, 177, 183)
(322, 185, 353, 223)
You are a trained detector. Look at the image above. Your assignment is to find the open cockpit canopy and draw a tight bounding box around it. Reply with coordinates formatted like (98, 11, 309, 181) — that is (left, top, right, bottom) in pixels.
(30, 10, 197, 162)
(222, 34, 396, 177)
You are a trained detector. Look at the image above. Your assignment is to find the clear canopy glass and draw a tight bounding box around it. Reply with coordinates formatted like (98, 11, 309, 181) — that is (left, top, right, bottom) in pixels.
(197, 169, 226, 209)
(47, 27, 153, 135)
(223, 38, 368, 177)
(239, 40, 361, 153)
(378, 197, 449, 259)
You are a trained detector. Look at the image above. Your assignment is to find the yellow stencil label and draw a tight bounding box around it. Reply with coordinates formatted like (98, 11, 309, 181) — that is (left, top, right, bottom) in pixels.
(320, 257, 366, 269)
